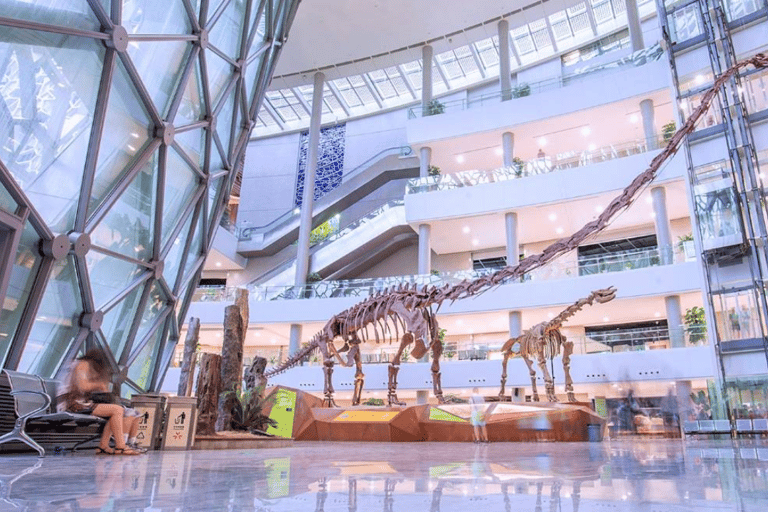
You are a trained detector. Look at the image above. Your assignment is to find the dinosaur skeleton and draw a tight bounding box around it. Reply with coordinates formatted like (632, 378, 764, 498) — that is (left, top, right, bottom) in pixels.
(498, 287, 617, 403)
(265, 53, 768, 407)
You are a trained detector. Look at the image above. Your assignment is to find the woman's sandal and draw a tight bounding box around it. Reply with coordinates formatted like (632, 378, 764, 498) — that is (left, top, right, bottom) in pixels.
(96, 446, 142, 456)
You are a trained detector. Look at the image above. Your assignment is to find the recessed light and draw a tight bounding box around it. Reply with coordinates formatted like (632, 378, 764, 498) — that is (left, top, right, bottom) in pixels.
(594, 205, 604, 213)
(293, 208, 300, 214)
(654, 312, 661, 317)
(629, 114, 638, 124)
(472, 239, 479, 246)
(603, 316, 610, 322)
(455, 319, 464, 326)
(456, 155, 465, 163)
(695, 74, 705, 85)
(588, 143, 596, 151)
(581, 126, 591, 137)
(270, 339, 276, 344)
(650, 212, 656, 218)
(254, 331, 261, 337)
(216, 261, 222, 267)
(548, 213, 557, 221)
(462, 226, 470, 234)
(556, 227, 563, 234)
(495, 147, 503, 156)
(538, 137, 547, 147)
(645, 196, 653, 204)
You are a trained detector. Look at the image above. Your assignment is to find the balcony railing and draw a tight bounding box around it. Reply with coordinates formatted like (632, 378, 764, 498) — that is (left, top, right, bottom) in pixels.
(196, 246, 690, 304)
(407, 44, 664, 119)
(406, 137, 664, 194)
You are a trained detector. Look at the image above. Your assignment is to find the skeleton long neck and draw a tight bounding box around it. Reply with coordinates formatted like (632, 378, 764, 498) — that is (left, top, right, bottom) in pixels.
(546, 292, 604, 333)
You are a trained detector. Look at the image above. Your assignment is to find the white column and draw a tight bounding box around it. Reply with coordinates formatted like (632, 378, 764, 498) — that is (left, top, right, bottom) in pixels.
(640, 99, 657, 150)
(419, 146, 432, 178)
(652, 186, 673, 264)
(294, 72, 325, 289)
(505, 212, 519, 266)
(498, 19, 512, 100)
(418, 224, 431, 274)
(288, 323, 302, 359)
(665, 295, 684, 348)
(502, 132, 515, 168)
(509, 311, 522, 338)
(421, 45, 433, 113)
(625, 0, 644, 52)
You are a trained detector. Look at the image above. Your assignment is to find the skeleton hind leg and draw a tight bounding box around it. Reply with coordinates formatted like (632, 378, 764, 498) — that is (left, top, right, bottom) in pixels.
(350, 345, 365, 406)
(430, 338, 445, 404)
(535, 344, 557, 402)
(522, 354, 539, 402)
(562, 340, 576, 402)
(387, 333, 412, 406)
(322, 358, 338, 408)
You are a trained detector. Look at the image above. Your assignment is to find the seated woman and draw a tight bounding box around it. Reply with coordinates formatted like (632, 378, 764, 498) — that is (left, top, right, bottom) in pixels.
(65, 349, 143, 455)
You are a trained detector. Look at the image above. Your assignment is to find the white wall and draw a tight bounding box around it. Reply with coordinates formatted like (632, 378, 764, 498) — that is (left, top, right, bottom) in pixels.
(352, 244, 419, 279)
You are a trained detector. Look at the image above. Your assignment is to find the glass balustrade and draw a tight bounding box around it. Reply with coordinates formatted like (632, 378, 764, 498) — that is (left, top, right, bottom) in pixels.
(406, 137, 664, 194)
(195, 246, 689, 304)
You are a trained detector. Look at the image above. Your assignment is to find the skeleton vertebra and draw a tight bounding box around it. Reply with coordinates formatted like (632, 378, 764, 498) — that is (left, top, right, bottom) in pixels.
(265, 53, 767, 408)
(498, 287, 617, 403)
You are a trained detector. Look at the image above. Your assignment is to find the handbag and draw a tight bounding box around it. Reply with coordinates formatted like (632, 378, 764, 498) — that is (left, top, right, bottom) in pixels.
(90, 392, 117, 404)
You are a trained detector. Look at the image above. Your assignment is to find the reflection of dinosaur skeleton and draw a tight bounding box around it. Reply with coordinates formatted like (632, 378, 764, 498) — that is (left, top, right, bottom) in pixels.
(265, 53, 768, 407)
(498, 287, 617, 403)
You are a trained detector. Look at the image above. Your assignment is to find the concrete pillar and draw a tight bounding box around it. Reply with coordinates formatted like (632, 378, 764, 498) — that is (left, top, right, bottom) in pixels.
(640, 99, 657, 150)
(665, 295, 684, 348)
(294, 72, 325, 289)
(652, 186, 673, 264)
(498, 19, 512, 100)
(625, 0, 644, 52)
(509, 311, 522, 338)
(505, 212, 519, 266)
(288, 323, 302, 359)
(421, 45, 433, 113)
(418, 224, 431, 274)
(416, 390, 429, 405)
(676, 380, 693, 423)
(419, 146, 432, 178)
(502, 132, 515, 168)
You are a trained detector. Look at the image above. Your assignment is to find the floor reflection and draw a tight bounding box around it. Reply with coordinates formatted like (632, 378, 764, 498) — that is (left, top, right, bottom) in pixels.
(1, 440, 767, 511)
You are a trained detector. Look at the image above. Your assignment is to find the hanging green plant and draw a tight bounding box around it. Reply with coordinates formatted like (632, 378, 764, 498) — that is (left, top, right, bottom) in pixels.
(684, 306, 707, 344)
(662, 121, 676, 142)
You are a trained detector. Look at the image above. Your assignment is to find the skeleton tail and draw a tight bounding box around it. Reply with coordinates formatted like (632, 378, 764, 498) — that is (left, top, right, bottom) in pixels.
(264, 337, 320, 378)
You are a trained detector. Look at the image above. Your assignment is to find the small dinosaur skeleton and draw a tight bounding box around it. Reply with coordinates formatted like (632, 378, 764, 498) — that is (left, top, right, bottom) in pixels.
(265, 53, 767, 408)
(498, 287, 617, 403)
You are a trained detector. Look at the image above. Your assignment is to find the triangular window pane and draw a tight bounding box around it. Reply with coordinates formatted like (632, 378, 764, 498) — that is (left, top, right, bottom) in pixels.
(134, 280, 168, 344)
(101, 282, 144, 358)
(163, 208, 196, 292)
(89, 58, 152, 217)
(215, 88, 237, 162)
(3, 2, 102, 31)
(175, 56, 206, 126)
(91, 148, 158, 262)
(0, 28, 103, 233)
(175, 128, 205, 170)
(127, 40, 192, 119)
(123, 0, 191, 34)
(162, 146, 200, 247)
(87, 249, 147, 310)
(208, 0, 246, 59)
(127, 323, 165, 391)
(17, 256, 83, 378)
(182, 209, 205, 282)
(204, 50, 233, 108)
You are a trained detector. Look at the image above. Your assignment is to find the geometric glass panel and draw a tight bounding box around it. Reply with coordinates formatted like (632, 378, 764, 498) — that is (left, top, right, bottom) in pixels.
(175, 128, 205, 169)
(88, 58, 153, 218)
(90, 148, 158, 262)
(295, 124, 346, 207)
(122, 0, 192, 34)
(101, 282, 145, 360)
(0, 28, 103, 233)
(2, 1, 101, 31)
(215, 89, 237, 160)
(86, 249, 147, 310)
(127, 41, 192, 118)
(175, 56, 205, 127)
(134, 280, 168, 345)
(161, 146, 199, 248)
(182, 207, 205, 283)
(208, 0, 245, 58)
(0, 182, 17, 214)
(163, 208, 195, 291)
(127, 322, 164, 391)
(16, 256, 83, 378)
(0, 220, 42, 368)
(205, 51, 233, 107)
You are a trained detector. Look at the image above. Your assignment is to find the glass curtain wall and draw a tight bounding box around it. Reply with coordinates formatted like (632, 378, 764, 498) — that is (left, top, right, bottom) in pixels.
(0, 0, 299, 395)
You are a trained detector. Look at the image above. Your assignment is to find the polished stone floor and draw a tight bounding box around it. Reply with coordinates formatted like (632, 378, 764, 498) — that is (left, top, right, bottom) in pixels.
(1, 439, 768, 511)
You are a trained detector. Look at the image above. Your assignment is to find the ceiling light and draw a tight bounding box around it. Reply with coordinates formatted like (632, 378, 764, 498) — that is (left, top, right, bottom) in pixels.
(556, 227, 563, 234)
(216, 261, 222, 267)
(588, 143, 596, 151)
(629, 114, 638, 124)
(455, 319, 464, 326)
(538, 137, 547, 147)
(293, 208, 300, 214)
(695, 74, 705, 85)
(603, 316, 610, 322)
(472, 239, 479, 246)
(254, 331, 261, 337)
(594, 205, 603, 213)
(456, 155, 465, 163)
(654, 312, 661, 318)
(270, 339, 276, 344)
(495, 147, 503, 156)
(581, 126, 591, 137)
(650, 212, 656, 218)
(645, 196, 653, 204)
(462, 226, 470, 234)
(548, 213, 557, 221)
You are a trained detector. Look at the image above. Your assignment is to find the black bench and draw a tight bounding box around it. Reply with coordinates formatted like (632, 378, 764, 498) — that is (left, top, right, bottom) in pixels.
(0, 369, 105, 457)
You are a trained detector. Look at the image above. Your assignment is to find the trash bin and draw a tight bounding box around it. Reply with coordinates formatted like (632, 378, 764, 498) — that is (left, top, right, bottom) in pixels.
(160, 396, 197, 451)
(587, 424, 604, 442)
(130, 394, 166, 451)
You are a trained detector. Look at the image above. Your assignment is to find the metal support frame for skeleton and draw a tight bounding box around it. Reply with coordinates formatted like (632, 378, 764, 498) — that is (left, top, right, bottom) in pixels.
(499, 287, 617, 402)
(265, 53, 768, 408)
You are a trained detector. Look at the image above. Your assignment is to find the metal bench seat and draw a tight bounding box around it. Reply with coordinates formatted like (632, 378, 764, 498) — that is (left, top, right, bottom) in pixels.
(0, 370, 105, 457)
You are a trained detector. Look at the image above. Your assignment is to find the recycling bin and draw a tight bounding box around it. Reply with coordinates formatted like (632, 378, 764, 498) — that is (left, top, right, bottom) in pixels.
(130, 394, 166, 451)
(160, 396, 198, 450)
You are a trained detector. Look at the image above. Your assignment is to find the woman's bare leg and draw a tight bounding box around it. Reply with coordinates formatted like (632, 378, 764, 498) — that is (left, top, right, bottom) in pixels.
(123, 416, 139, 438)
(93, 404, 127, 450)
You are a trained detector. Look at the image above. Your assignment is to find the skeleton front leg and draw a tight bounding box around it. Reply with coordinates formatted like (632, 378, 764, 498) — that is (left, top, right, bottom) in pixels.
(499, 351, 511, 400)
(350, 345, 365, 406)
(388, 334, 412, 406)
(561, 339, 576, 402)
(431, 337, 445, 404)
(322, 359, 338, 407)
(535, 343, 557, 402)
(522, 354, 539, 401)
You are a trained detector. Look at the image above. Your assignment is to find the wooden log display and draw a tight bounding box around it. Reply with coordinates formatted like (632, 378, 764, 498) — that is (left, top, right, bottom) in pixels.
(195, 353, 222, 435)
(235, 287, 249, 339)
(178, 317, 200, 396)
(216, 304, 244, 431)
